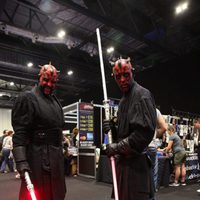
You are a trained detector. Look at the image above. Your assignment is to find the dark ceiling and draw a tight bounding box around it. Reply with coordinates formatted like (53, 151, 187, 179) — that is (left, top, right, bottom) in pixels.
(0, 0, 200, 108)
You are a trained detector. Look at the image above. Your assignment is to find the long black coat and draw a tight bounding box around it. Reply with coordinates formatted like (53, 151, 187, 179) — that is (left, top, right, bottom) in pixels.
(115, 81, 156, 200)
(12, 86, 66, 200)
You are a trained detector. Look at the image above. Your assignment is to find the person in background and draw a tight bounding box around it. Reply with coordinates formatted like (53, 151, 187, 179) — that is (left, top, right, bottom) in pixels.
(0, 129, 8, 167)
(148, 108, 167, 197)
(12, 63, 66, 200)
(72, 127, 79, 147)
(164, 124, 186, 186)
(0, 130, 14, 173)
(193, 118, 200, 192)
(193, 119, 200, 169)
(103, 57, 156, 200)
(0, 130, 8, 152)
(63, 134, 72, 176)
(63, 134, 71, 150)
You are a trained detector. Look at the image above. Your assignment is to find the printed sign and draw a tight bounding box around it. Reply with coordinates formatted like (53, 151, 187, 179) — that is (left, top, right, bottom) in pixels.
(186, 153, 200, 180)
(78, 102, 94, 147)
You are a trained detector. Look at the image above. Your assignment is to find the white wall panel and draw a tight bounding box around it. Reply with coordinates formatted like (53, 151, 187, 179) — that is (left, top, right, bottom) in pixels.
(0, 108, 12, 136)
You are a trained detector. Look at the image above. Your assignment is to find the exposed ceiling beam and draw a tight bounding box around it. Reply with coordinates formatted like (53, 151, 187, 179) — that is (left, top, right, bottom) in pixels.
(3, 10, 14, 24)
(10, 0, 146, 58)
(54, 0, 177, 56)
(0, 0, 8, 18)
(97, 0, 107, 16)
(11, 3, 20, 22)
(122, 0, 140, 35)
(25, 9, 33, 28)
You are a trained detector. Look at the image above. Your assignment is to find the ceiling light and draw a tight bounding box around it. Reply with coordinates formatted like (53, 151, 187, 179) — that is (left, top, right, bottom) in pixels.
(57, 30, 66, 38)
(182, 2, 188, 10)
(175, 2, 189, 15)
(107, 47, 114, 53)
(27, 62, 33, 67)
(10, 82, 14, 86)
(67, 70, 73, 75)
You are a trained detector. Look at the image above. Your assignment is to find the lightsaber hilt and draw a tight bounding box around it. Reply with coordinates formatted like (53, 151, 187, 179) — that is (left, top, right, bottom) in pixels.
(103, 99, 113, 144)
(25, 172, 34, 191)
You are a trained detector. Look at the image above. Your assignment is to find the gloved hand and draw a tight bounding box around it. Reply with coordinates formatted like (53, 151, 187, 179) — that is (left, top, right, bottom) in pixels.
(110, 116, 118, 126)
(16, 161, 31, 179)
(105, 138, 132, 157)
(105, 143, 118, 157)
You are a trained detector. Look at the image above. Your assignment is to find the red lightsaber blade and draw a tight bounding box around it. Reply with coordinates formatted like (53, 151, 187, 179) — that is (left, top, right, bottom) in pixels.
(24, 172, 37, 200)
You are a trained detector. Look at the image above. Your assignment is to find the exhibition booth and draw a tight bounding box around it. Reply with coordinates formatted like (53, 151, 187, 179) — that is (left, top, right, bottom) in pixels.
(63, 99, 119, 179)
(63, 102, 200, 188)
(63, 101, 104, 178)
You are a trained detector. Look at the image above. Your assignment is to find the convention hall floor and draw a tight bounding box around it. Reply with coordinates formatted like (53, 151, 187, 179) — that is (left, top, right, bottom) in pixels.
(0, 172, 200, 200)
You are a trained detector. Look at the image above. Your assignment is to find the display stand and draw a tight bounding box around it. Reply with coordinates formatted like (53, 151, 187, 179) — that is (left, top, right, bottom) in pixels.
(63, 102, 104, 145)
(63, 102, 79, 125)
(63, 101, 104, 178)
(78, 146, 96, 178)
(186, 153, 200, 180)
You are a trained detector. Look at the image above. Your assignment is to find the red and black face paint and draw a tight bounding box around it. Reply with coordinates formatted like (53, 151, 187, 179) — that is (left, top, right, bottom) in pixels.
(112, 58, 133, 93)
(39, 64, 58, 95)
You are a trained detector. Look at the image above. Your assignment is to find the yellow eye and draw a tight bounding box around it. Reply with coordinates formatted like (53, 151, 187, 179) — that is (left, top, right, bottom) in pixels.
(124, 72, 130, 78)
(116, 75, 121, 80)
(43, 78, 48, 82)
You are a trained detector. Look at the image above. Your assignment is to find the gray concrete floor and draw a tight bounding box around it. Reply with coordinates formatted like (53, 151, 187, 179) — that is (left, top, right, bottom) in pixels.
(0, 172, 200, 200)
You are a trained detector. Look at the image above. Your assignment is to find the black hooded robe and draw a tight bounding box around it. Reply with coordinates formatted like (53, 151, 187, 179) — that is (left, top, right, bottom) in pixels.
(114, 81, 156, 200)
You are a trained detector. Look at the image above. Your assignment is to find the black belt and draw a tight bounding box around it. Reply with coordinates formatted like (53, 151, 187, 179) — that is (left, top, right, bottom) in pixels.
(30, 128, 62, 147)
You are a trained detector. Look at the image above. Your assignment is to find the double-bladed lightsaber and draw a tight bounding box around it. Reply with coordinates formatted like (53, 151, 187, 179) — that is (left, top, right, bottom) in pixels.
(96, 28, 119, 200)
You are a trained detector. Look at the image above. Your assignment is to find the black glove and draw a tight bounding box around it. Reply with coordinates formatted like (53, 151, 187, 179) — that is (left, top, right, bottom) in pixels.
(105, 138, 132, 157)
(13, 146, 31, 179)
(110, 116, 118, 126)
(15, 161, 31, 179)
(105, 143, 118, 157)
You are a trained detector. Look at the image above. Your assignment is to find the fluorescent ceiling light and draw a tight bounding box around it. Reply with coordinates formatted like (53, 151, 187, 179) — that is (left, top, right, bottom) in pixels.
(67, 70, 73, 75)
(175, 2, 188, 15)
(27, 62, 33, 67)
(57, 30, 66, 38)
(10, 82, 14, 86)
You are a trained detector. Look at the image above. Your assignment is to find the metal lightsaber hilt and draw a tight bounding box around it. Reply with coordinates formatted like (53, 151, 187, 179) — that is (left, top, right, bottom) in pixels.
(103, 99, 113, 145)
(24, 172, 37, 200)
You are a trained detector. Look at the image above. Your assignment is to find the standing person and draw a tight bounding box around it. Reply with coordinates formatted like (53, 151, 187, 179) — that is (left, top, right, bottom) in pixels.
(194, 119, 200, 172)
(164, 124, 186, 186)
(72, 127, 79, 147)
(0, 130, 14, 173)
(12, 63, 66, 200)
(104, 58, 157, 200)
(193, 118, 200, 192)
(0, 130, 8, 152)
(0, 129, 8, 167)
(148, 108, 167, 196)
